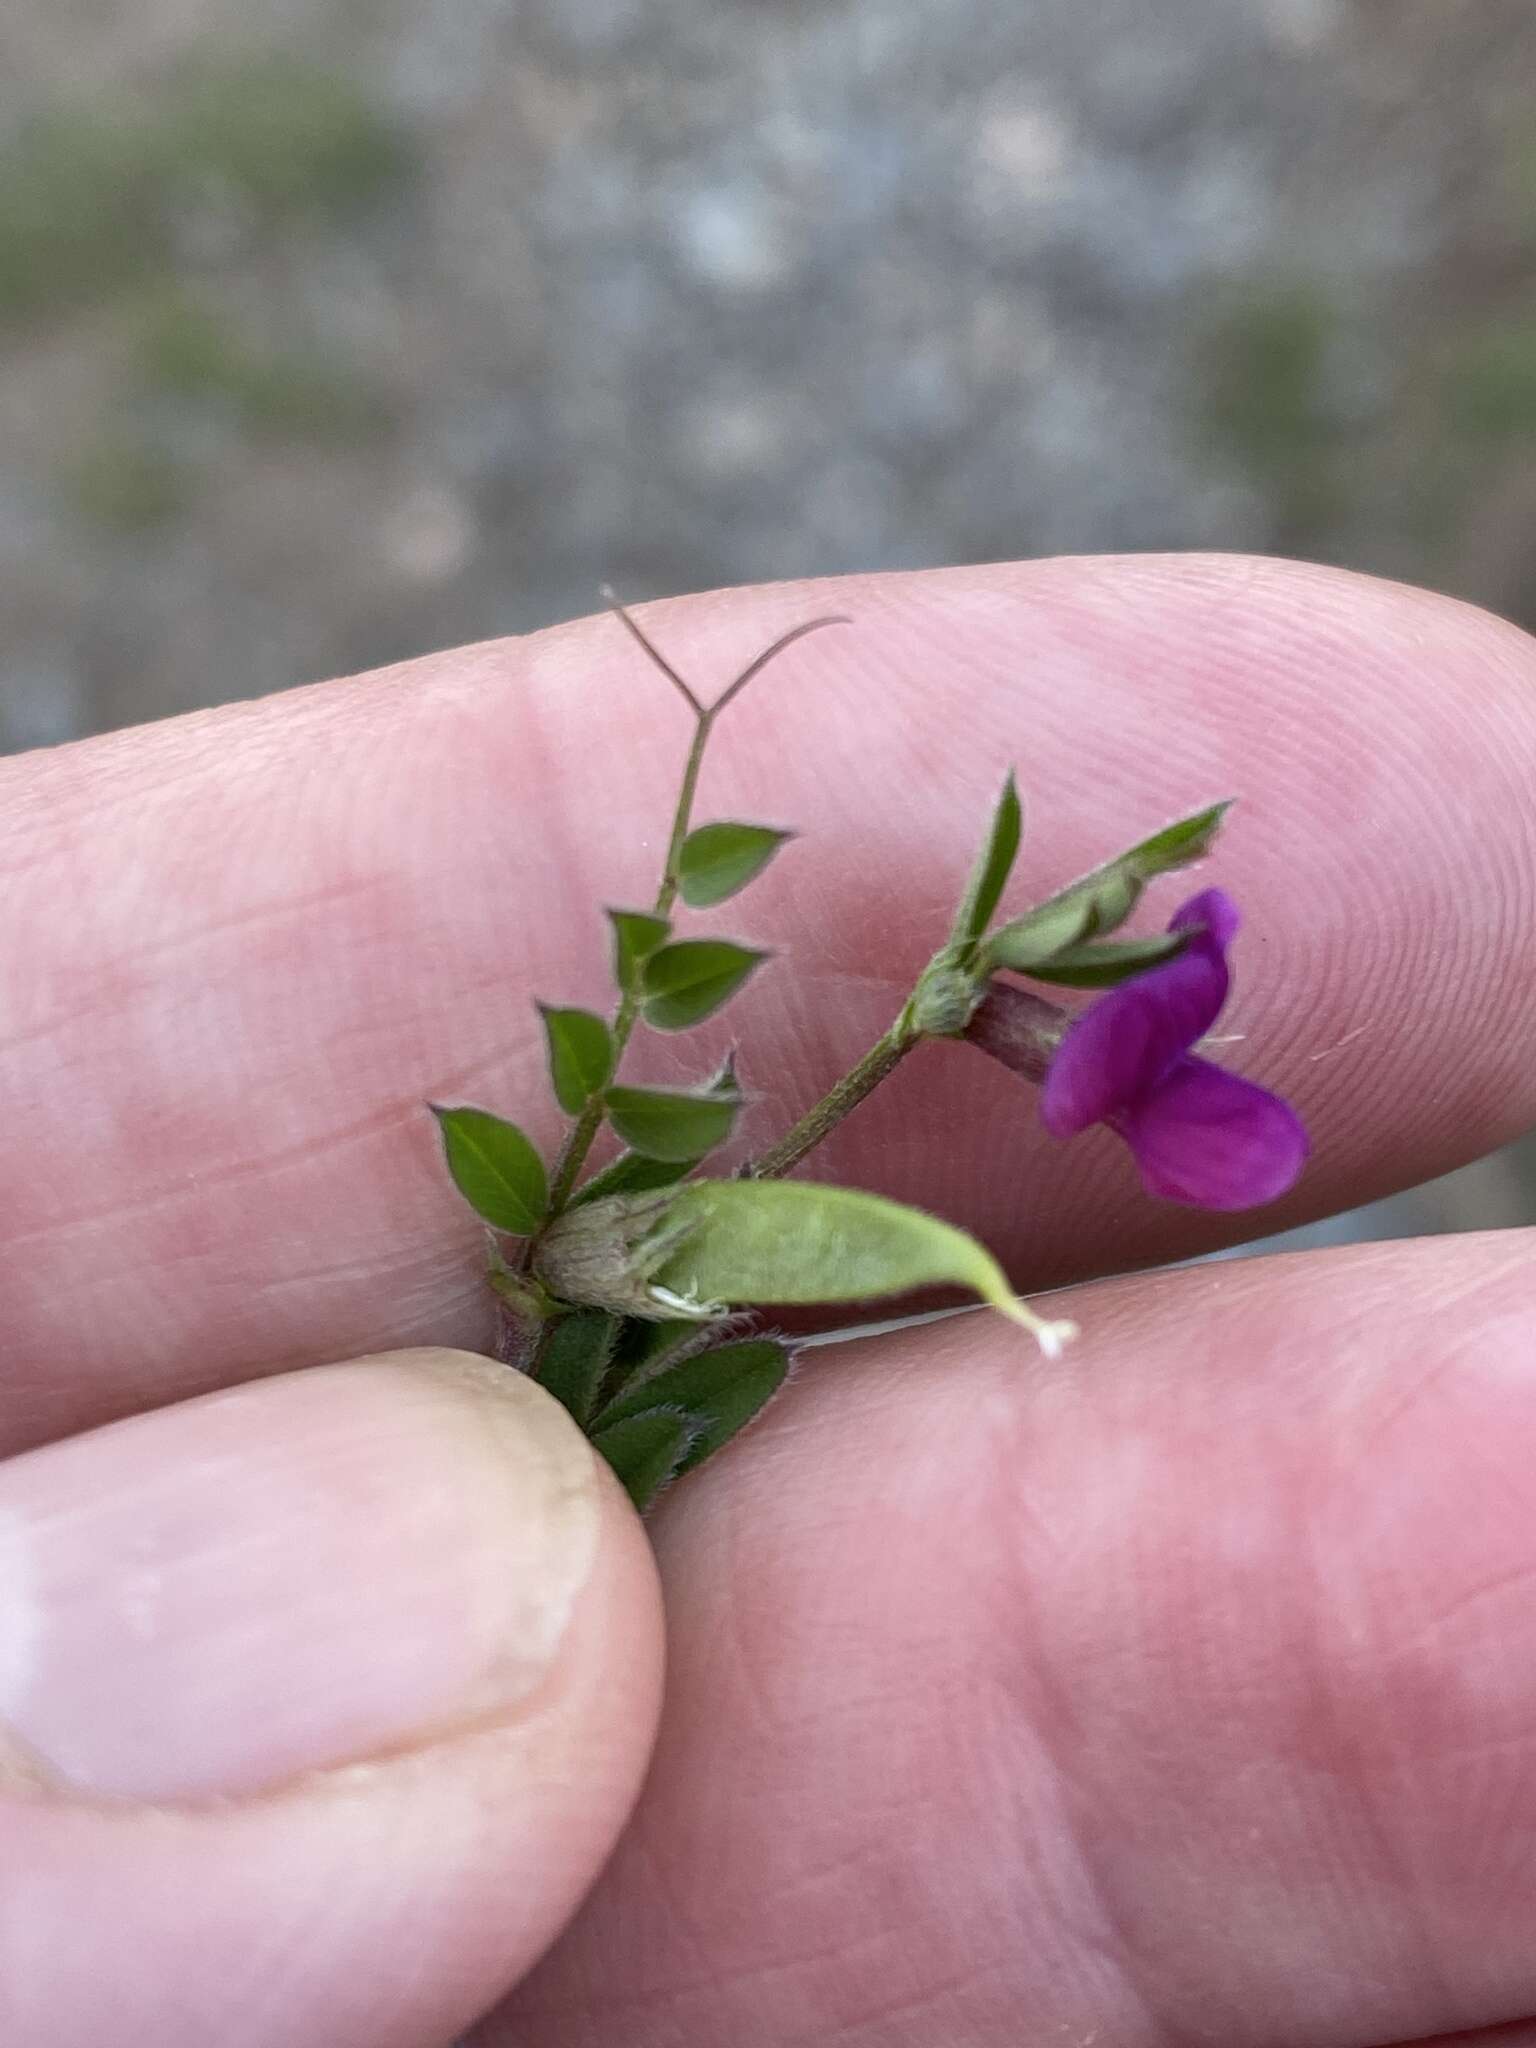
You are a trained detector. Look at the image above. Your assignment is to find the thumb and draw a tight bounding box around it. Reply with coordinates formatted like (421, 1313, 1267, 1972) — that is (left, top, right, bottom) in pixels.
(0, 1349, 664, 2048)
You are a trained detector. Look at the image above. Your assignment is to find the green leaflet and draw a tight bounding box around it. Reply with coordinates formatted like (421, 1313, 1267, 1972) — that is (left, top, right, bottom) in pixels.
(653, 1179, 1074, 1352)
(604, 1082, 742, 1162)
(539, 1005, 615, 1115)
(950, 770, 1022, 951)
(593, 1336, 793, 1475)
(984, 892, 1097, 971)
(641, 939, 767, 1032)
(592, 1407, 700, 1511)
(607, 908, 670, 992)
(1127, 801, 1233, 872)
(983, 800, 1230, 972)
(602, 1313, 730, 1393)
(430, 1104, 548, 1234)
(1016, 931, 1189, 988)
(535, 1309, 621, 1429)
(568, 1150, 696, 1208)
(678, 821, 793, 908)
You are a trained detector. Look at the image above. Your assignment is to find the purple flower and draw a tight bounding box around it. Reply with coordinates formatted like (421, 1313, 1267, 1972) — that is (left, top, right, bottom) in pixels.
(1036, 887, 1307, 1210)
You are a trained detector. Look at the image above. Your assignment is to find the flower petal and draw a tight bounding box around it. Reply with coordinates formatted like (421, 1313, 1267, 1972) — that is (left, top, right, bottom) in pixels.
(1039, 935, 1230, 1136)
(1170, 886, 1240, 949)
(1111, 1055, 1308, 1209)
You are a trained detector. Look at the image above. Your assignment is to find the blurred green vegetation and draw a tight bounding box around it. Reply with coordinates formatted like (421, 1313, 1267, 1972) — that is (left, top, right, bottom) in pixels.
(151, 59, 412, 222)
(1194, 260, 1536, 597)
(132, 292, 394, 444)
(0, 116, 159, 323)
(1503, 130, 1536, 240)
(59, 436, 192, 534)
(3, 57, 413, 534)
(1196, 284, 1347, 539)
(1443, 308, 1536, 439)
(0, 56, 413, 327)
(55, 290, 398, 534)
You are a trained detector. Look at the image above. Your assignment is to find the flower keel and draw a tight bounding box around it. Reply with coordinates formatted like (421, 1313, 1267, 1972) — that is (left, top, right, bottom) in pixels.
(1110, 1055, 1307, 1210)
(973, 886, 1307, 1212)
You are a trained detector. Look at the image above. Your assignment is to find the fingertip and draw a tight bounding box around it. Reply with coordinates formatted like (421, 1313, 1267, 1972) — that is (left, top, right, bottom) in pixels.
(0, 1350, 666, 2045)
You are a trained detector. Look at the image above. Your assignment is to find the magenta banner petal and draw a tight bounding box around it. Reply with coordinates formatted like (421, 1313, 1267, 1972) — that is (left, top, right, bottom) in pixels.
(1170, 886, 1240, 948)
(1111, 1056, 1308, 1209)
(1039, 938, 1229, 1136)
(986, 881, 1306, 1213)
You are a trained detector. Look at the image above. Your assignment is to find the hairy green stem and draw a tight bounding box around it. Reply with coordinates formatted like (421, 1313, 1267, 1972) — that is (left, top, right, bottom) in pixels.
(748, 1020, 918, 1180)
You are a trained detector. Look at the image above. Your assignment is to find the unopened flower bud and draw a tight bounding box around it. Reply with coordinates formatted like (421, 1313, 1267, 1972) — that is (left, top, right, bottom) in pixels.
(532, 1190, 714, 1319)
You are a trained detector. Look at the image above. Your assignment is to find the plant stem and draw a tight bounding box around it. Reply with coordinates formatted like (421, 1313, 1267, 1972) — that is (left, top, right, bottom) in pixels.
(546, 710, 713, 1214)
(748, 1018, 918, 1180)
(655, 714, 709, 923)
(541, 605, 851, 1219)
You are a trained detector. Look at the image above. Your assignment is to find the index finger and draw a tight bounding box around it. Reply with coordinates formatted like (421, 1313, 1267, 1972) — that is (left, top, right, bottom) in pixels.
(2, 554, 1534, 1451)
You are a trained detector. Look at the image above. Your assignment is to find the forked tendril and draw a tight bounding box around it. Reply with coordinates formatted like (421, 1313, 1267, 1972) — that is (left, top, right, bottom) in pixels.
(541, 599, 851, 1219)
(598, 585, 851, 726)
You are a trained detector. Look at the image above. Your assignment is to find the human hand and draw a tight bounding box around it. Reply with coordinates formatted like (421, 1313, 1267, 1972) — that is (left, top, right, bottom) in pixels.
(4, 557, 1536, 2046)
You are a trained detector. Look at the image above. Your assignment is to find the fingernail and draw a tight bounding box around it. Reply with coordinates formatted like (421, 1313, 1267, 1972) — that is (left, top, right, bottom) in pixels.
(0, 1350, 602, 1801)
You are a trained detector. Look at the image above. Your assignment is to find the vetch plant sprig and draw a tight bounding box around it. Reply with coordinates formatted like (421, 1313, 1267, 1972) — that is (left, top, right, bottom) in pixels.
(431, 601, 1308, 1510)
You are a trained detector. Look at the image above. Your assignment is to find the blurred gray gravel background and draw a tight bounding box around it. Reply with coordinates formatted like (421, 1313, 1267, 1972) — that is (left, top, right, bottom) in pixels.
(3, 0, 1534, 1241)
